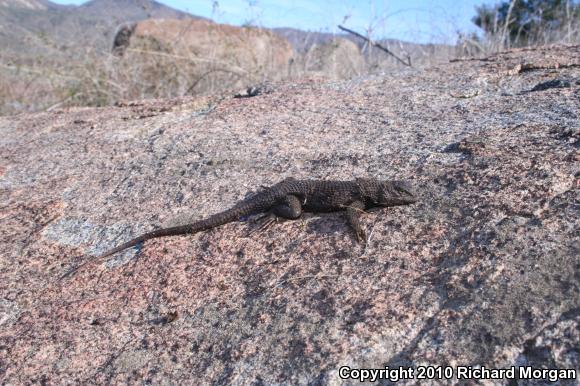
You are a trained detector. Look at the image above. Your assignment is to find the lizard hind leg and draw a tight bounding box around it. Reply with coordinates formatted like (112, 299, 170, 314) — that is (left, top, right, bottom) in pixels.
(271, 194, 303, 219)
(248, 195, 303, 235)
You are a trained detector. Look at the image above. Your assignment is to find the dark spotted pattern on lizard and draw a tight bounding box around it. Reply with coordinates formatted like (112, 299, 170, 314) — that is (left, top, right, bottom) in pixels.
(62, 178, 416, 278)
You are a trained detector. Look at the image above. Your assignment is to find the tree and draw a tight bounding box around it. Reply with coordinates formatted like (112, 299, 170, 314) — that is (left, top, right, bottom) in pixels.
(473, 0, 579, 47)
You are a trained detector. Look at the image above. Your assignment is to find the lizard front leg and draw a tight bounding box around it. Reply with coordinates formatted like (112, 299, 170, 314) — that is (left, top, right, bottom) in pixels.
(345, 200, 367, 243)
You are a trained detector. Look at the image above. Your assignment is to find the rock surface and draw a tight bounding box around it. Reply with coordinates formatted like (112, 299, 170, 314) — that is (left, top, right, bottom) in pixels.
(0, 45, 578, 385)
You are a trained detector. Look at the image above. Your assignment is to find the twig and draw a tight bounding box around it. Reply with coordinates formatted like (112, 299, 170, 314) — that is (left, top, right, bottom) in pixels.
(125, 48, 251, 75)
(449, 89, 480, 99)
(275, 274, 338, 288)
(45, 96, 73, 111)
(338, 25, 411, 67)
(501, 0, 517, 50)
(185, 68, 250, 95)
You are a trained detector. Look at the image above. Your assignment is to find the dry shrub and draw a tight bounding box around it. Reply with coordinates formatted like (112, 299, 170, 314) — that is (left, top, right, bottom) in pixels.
(3, 7, 576, 116)
(298, 38, 365, 79)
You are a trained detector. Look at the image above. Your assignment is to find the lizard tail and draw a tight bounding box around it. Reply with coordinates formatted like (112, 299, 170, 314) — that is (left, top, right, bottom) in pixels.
(60, 208, 246, 280)
(105, 208, 246, 257)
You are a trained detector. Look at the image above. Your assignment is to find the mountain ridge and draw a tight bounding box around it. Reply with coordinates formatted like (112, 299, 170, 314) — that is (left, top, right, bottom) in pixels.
(0, 0, 203, 58)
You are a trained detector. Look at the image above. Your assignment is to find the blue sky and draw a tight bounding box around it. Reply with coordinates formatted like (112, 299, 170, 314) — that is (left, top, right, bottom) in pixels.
(51, 0, 494, 44)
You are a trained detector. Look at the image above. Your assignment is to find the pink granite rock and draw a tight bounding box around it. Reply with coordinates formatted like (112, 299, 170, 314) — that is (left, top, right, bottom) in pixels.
(0, 45, 578, 384)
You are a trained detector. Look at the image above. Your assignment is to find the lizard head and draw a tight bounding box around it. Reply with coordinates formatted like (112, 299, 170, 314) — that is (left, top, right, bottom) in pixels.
(375, 180, 417, 207)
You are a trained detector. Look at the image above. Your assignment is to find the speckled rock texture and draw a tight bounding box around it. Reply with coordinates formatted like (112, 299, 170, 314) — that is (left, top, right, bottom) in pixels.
(0, 45, 578, 385)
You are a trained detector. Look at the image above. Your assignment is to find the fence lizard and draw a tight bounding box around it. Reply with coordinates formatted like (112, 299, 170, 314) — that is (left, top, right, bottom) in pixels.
(62, 178, 416, 278)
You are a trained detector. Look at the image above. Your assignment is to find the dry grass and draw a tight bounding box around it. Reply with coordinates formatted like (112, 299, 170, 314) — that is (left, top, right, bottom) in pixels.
(1, 9, 577, 116)
(0, 39, 451, 116)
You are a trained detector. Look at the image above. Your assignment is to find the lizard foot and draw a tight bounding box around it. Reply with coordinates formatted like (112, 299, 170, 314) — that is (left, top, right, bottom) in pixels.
(354, 228, 367, 245)
(247, 213, 278, 235)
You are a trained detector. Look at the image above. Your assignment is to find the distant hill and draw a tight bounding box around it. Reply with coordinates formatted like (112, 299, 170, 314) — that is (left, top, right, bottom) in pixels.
(271, 28, 341, 53)
(0, 0, 203, 60)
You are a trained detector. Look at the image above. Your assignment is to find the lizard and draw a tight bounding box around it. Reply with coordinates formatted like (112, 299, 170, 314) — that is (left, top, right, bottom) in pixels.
(61, 178, 416, 279)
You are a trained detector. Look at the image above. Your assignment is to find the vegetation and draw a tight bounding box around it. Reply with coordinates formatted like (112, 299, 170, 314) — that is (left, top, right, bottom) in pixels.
(472, 0, 579, 49)
(0, 0, 578, 116)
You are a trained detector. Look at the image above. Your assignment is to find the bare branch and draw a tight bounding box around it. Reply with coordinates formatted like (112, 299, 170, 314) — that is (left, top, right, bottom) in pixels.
(338, 25, 411, 67)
